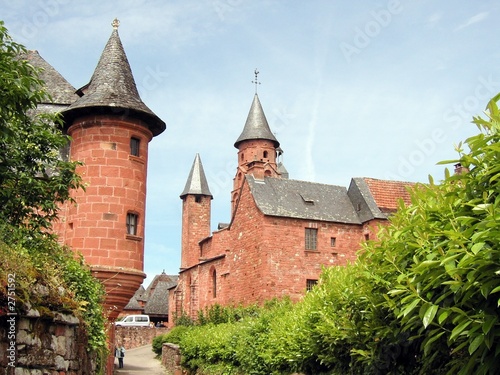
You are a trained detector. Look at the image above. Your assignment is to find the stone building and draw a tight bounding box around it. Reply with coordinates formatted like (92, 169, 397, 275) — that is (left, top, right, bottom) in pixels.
(169, 93, 414, 324)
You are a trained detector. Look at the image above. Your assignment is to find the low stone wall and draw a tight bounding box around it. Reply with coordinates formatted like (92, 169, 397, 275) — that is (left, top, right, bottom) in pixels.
(0, 310, 96, 375)
(161, 343, 184, 375)
(115, 326, 168, 350)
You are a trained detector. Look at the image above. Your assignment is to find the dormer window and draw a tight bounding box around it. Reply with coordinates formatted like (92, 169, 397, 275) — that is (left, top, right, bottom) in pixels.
(300, 193, 315, 206)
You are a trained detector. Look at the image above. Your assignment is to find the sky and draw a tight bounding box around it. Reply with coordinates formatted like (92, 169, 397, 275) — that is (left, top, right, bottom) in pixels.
(2, 1, 500, 287)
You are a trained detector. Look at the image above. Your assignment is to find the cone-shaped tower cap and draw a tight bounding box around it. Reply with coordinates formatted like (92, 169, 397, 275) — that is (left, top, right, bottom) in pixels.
(62, 20, 166, 136)
(234, 94, 279, 149)
(180, 154, 213, 199)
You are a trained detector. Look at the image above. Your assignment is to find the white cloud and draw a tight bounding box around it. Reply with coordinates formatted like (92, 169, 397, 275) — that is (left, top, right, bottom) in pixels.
(455, 11, 489, 31)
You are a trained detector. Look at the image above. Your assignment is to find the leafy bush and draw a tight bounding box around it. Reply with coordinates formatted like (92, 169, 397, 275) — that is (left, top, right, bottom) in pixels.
(152, 325, 191, 355)
(360, 94, 500, 374)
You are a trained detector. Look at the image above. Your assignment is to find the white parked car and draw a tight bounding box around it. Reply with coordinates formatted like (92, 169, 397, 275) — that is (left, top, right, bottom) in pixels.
(115, 315, 150, 327)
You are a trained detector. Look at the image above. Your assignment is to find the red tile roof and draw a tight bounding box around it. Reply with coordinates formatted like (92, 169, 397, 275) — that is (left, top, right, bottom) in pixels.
(363, 178, 415, 213)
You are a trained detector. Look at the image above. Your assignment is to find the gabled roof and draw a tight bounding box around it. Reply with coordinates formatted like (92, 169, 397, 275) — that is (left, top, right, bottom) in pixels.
(143, 280, 172, 316)
(246, 175, 361, 224)
(62, 21, 165, 136)
(234, 94, 279, 148)
(143, 273, 178, 316)
(180, 153, 213, 198)
(23, 50, 79, 106)
(246, 175, 416, 224)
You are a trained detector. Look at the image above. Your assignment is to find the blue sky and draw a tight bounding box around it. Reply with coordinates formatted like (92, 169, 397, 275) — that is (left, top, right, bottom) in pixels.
(2, 1, 500, 287)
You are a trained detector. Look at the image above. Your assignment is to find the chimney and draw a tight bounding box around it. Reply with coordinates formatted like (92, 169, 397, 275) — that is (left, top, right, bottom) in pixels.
(454, 163, 468, 175)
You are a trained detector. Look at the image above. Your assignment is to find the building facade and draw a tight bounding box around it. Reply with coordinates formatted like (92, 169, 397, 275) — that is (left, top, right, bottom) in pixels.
(169, 93, 414, 324)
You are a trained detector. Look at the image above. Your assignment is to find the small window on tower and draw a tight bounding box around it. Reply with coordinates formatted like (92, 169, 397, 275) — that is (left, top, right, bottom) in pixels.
(126, 212, 138, 235)
(130, 137, 140, 156)
(212, 269, 217, 298)
(263, 150, 268, 158)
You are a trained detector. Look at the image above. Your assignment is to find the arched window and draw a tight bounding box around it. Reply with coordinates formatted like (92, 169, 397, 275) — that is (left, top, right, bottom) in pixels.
(263, 150, 268, 158)
(212, 269, 217, 298)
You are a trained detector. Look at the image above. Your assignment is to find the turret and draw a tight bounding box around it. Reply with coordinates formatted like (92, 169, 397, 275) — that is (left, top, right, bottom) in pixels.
(56, 19, 166, 319)
(232, 92, 280, 214)
(180, 153, 213, 269)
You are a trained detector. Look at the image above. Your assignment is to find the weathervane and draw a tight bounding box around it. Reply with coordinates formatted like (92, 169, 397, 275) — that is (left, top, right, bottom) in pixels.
(252, 69, 261, 94)
(112, 18, 120, 29)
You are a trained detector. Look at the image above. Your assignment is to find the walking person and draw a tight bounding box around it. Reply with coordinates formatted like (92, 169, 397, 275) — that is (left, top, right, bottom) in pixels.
(115, 344, 125, 368)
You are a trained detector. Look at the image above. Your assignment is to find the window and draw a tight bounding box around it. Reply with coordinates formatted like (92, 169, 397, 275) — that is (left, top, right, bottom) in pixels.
(330, 237, 337, 247)
(130, 137, 140, 156)
(306, 279, 318, 292)
(212, 269, 217, 298)
(305, 228, 317, 250)
(263, 150, 268, 158)
(126, 213, 138, 235)
(364, 233, 370, 241)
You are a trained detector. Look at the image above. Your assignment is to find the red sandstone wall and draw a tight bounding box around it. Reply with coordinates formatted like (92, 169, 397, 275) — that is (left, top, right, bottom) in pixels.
(55, 115, 152, 272)
(181, 195, 211, 269)
(174, 179, 390, 320)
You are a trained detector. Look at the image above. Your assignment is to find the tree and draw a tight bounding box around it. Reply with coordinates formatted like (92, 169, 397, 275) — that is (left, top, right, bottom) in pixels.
(0, 20, 82, 233)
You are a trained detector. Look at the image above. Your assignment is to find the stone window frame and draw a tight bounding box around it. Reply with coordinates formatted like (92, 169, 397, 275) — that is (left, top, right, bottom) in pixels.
(305, 228, 318, 250)
(130, 137, 140, 157)
(126, 212, 139, 236)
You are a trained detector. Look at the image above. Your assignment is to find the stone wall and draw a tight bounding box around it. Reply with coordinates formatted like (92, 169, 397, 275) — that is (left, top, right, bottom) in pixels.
(161, 343, 184, 375)
(115, 326, 168, 350)
(0, 310, 96, 375)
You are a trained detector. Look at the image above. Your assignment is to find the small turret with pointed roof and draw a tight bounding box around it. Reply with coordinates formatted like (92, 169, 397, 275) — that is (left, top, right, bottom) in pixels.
(232, 77, 282, 204)
(180, 153, 213, 199)
(62, 19, 165, 136)
(180, 154, 212, 269)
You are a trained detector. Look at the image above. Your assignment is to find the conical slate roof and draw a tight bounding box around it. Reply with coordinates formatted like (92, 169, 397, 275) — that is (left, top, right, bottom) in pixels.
(62, 20, 165, 136)
(180, 153, 212, 198)
(234, 94, 279, 149)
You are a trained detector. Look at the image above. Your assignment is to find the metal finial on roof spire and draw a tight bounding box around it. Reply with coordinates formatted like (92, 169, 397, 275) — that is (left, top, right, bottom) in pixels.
(252, 69, 261, 94)
(112, 18, 120, 29)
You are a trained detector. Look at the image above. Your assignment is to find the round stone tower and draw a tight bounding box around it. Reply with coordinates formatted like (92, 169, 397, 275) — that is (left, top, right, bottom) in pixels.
(57, 19, 166, 319)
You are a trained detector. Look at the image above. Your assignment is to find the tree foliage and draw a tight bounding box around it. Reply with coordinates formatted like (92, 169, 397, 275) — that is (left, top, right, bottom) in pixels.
(0, 20, 82, 233)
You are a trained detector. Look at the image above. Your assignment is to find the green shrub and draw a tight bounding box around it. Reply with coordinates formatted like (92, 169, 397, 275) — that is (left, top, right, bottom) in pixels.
(152, 325, 191, 355)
